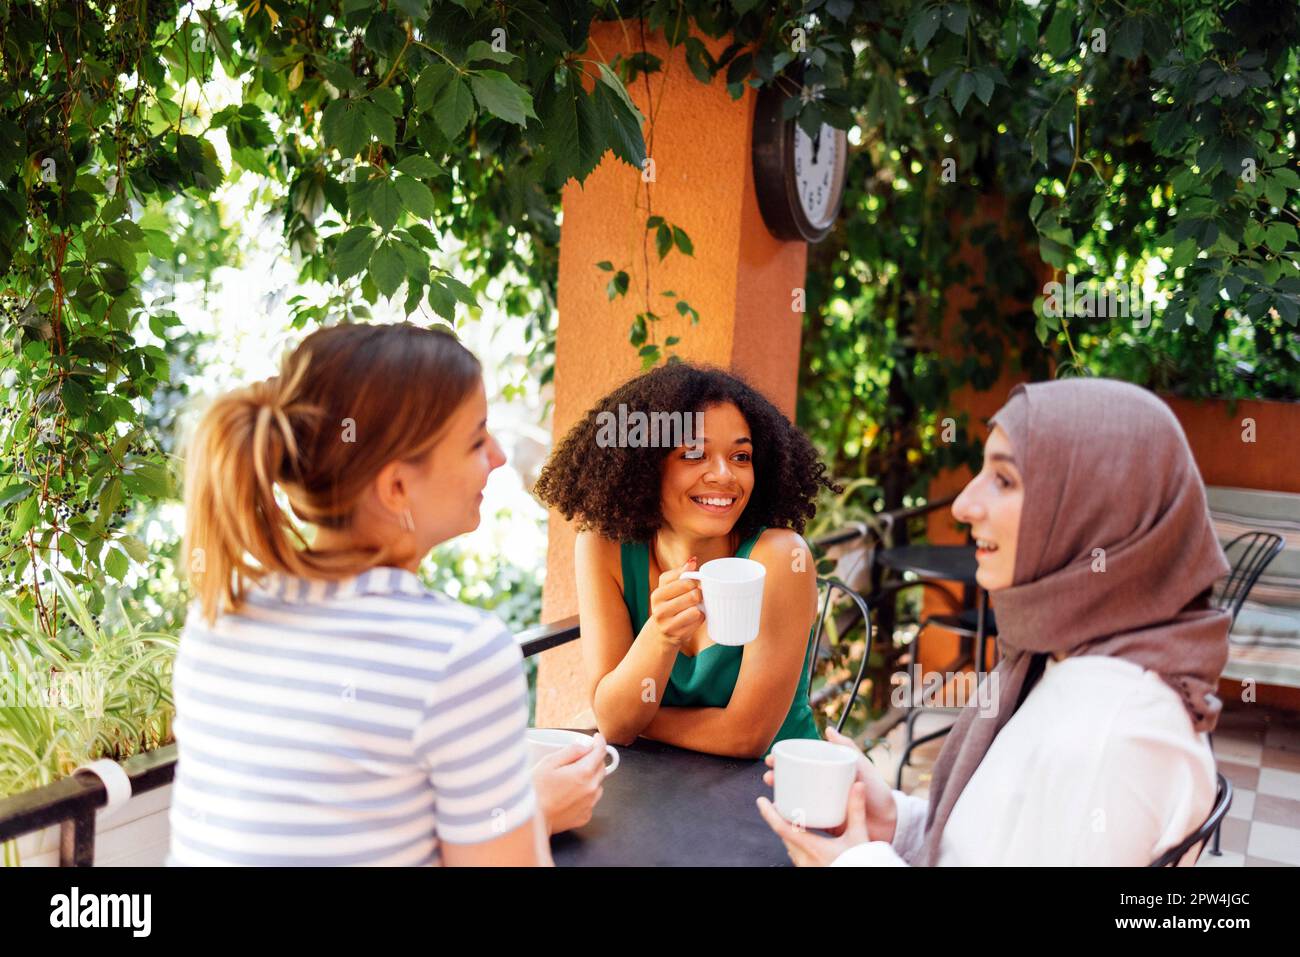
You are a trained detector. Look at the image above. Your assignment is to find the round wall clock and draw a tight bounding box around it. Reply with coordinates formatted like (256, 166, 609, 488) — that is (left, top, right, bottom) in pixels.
(752, 75, 849, 243)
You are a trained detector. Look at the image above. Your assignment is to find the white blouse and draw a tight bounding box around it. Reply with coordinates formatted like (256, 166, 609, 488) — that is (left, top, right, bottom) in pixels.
(832, 655, 1217, 866)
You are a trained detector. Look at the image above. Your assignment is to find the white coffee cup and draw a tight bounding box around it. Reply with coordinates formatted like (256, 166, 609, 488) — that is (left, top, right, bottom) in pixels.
(772, 739, 859, 829)
(679, 556, 766, 646)
(525, 728, 619, 775)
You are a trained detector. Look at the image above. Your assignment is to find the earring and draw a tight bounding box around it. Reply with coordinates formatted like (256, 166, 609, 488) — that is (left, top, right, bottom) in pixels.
(400, 508, 415, 533)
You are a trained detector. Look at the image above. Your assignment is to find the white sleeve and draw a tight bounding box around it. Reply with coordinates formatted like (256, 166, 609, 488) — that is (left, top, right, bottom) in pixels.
(412, 617, 537, 845)
(1000, 695, 1215, 866)
(831, 790, 930, 867)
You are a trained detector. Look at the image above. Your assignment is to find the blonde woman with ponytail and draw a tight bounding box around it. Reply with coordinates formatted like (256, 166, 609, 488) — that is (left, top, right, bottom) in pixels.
(171, 322, 607, 866)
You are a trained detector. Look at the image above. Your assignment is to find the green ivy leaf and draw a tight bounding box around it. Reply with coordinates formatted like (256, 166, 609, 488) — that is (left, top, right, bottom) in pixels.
(1270, 168, 1300, 190)
(941, 4, 969, 35)
(13, 495, 39, 537)
(656, 223, 672, 259)
(122, 460, 172, 499)
(684, 37, 714, 84)
(369, 179, 402, 230)
(394, 155, 442, 179)
(1167, 238, 1198, 269)
(1044, 8, 1075, 59)
(104, 547, 129, 583)
(910, 6, 942, 52)
(672, 226, 694, 256)
(432, 75, 474, 140)
(395, 175, 436, 220)
(596, 63, 645, 125)
(0, 483, 33, 508)
(334, 226, 377, 279)
(359, 100, 396, 146)
(415, 63, 453, 111)
(541, 70, 604, 184)
(438, 274, 476, 304)
(466, 40, 515, 64)
(1113, 18, 1144, 60)
(952, 71, 977, 115)
(318, 59, 366, 94)
(321, 99, 370, 157)
(592, 79, 646, 169)
(426, 279, 457, 320)
(470, 70, 537, 127)
(1264, 222, 1296, 252)
(119, 535, 149, 563)
(370, 86, 403, 117)
(370, 242, 406, 298)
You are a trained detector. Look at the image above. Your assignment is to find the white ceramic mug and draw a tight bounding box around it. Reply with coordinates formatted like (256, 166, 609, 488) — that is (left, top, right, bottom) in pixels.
(679, 556, 766, 646)
(525, 728, 619, 774)
(772, 739, 859, 829)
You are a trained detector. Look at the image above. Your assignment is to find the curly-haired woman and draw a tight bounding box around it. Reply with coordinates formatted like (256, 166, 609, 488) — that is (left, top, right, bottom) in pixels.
(535, 363, 841, 759)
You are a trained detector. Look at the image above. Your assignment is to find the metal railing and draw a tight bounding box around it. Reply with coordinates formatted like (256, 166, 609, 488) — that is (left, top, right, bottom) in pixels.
(0, 519, 898, 866)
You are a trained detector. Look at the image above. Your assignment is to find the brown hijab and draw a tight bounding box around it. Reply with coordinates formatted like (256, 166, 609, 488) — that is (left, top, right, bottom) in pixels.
(918, 378, 1230, 866)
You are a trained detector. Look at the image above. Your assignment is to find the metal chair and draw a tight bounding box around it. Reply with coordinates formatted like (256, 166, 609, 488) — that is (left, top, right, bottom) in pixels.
(1215, 531, 1285, 623)
(1203, 530, 1284, 855)
(894, 607, 999, 789)
(811, 577, 874, 735)
(1149, 772, 1233, 867)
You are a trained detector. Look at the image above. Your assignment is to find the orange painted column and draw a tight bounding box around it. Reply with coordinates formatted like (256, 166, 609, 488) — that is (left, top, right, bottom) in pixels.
(534, 22, 809, 728)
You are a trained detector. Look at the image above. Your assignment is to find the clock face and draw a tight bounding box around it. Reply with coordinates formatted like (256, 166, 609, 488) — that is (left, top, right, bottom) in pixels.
(792, 122, 843, 231)
(751, 73, 849, 242)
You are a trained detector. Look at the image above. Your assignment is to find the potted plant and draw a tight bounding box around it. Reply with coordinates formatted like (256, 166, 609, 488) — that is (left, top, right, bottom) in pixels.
(1, 571, 177, 866)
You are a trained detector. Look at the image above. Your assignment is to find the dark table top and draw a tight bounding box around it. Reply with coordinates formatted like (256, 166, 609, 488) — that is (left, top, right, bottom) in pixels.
(549, 736, 791, 867)
(876, 544, 978, 585)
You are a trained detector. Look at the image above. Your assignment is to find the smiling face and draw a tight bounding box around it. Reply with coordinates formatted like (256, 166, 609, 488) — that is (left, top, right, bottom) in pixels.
(951, 425, 1024, 591)
(658, 401, 756, 538)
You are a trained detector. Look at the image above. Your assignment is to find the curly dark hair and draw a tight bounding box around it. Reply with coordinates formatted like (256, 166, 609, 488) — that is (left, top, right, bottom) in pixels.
(534, 362, 842, 544)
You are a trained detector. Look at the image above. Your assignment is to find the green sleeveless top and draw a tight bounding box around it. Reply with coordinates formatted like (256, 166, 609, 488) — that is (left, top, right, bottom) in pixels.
(620, 526, 820, 755)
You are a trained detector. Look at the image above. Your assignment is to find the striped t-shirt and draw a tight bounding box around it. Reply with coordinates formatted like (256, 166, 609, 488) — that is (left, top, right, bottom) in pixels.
(167, 566, 537, 866)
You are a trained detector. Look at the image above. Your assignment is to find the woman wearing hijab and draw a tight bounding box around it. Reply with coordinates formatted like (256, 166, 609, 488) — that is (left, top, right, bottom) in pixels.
(756, 378, 1230, 866)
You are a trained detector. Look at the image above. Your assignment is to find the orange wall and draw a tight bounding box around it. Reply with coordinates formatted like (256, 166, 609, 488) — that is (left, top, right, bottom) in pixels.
(1165, 395, 1300, 495)
(534, 22, 809, 728)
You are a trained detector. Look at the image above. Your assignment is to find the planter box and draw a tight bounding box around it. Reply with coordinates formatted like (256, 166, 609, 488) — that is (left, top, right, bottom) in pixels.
(10, 783, 172, 867)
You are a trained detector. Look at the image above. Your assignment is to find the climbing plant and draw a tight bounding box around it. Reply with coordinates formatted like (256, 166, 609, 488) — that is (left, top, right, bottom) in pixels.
(1, 0, 1298, 638)
(798, 0, 1300, 506)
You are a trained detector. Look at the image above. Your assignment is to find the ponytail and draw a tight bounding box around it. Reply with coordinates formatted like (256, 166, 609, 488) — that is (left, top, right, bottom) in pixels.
(183, 322, 481, 623)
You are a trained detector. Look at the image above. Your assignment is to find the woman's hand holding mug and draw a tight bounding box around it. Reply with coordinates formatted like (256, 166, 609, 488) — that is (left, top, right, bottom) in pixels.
(532, 733, 611, 836)
(767, 727, 897, 842)
(649, 557, 704, 646)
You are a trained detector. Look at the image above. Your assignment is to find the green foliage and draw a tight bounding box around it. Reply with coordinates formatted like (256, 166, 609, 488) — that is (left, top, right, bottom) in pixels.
(0, 0, 628, 632)
(800, 0, 1300, 506)
(0, 569, 177, 801)
(2, 1, 1298, 777)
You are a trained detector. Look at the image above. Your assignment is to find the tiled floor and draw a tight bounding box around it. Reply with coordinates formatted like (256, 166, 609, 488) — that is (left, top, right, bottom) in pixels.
(867, 700, 1300, 866)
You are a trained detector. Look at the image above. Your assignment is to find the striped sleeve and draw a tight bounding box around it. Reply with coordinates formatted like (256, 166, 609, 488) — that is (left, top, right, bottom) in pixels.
(412, 616, 537, 845)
